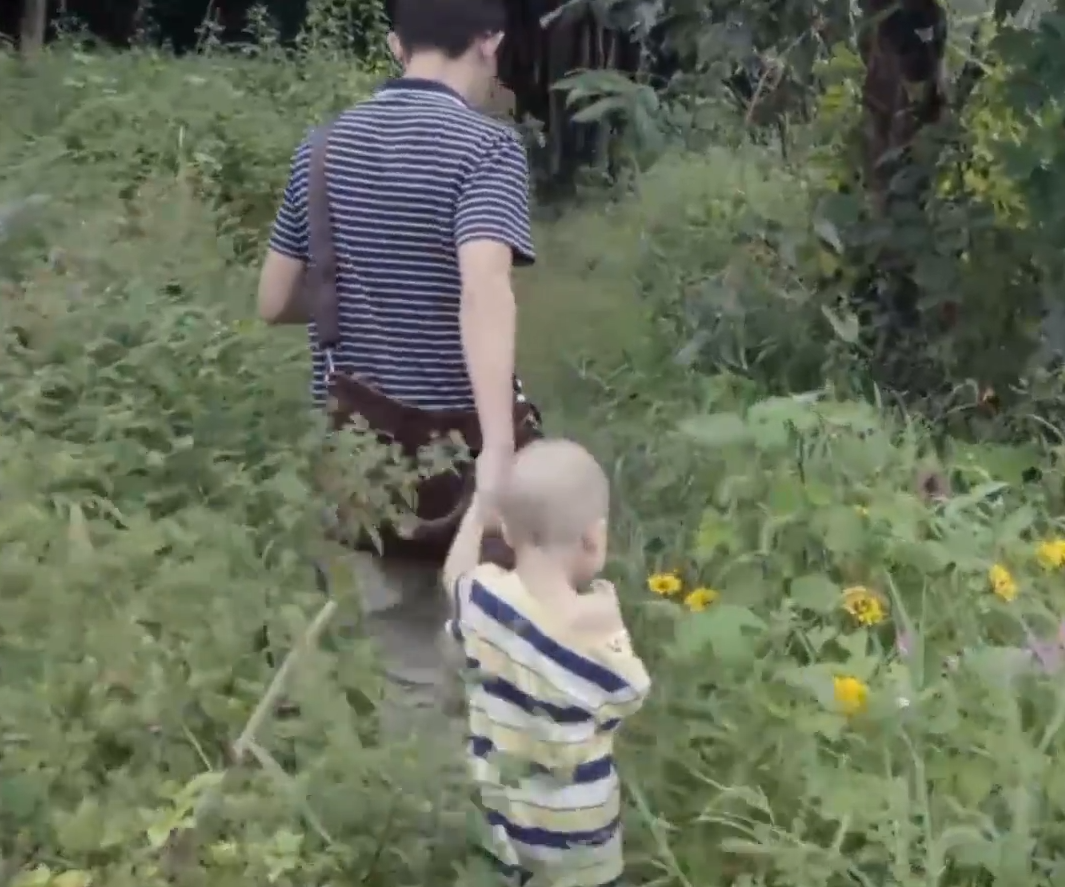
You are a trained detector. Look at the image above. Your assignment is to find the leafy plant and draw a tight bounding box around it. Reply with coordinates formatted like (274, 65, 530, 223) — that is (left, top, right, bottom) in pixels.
(7, 3, 1065, 886)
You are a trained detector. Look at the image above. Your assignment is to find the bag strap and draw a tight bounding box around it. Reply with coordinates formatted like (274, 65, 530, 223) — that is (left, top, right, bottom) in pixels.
(306, 122, 340, 371)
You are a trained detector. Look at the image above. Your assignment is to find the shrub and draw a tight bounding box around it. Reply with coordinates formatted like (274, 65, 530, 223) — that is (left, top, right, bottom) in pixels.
(595, 386, 1065, 887)
(627, 147, 827, 390)
(0, 46, 462, 887)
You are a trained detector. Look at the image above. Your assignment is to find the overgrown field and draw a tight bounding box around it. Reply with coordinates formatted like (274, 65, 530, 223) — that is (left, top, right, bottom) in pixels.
(5, 35, 1065, 887)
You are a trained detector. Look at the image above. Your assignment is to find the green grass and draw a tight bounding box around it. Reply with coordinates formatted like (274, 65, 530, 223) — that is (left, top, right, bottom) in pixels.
(518, 147, 809, 411)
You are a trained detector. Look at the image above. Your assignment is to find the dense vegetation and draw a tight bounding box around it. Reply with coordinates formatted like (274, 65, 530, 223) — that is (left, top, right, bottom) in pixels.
(4, 0, 1065, 885)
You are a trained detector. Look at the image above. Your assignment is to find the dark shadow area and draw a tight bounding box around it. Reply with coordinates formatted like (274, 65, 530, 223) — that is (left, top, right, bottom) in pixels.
(2, 0, 326, 54)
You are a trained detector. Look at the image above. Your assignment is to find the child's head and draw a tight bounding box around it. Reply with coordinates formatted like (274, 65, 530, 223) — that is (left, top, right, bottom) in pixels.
(497, 438, 609, 584)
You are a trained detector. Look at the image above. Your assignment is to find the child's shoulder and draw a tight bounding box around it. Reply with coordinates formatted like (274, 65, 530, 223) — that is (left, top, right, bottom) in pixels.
(457, 564, 531, 613)
(467, 562, 511, 583)
(462, 563, 515, 595)
(568, 593, 622, 633)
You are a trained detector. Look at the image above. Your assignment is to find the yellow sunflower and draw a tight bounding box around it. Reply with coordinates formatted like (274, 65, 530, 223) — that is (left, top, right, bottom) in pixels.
(833, 675, 869, 715)
(1037, 539, 1065, 570)
(683, 587, 719, 612)
(841, 585, 887, 626)
(989, 563, 1017, 601)
(647, 572, 682, 596)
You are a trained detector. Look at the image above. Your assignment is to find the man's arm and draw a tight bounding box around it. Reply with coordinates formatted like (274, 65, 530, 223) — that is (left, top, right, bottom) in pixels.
(258, 251, 307, 324)
(455, 131, 535, 453)
(258, 140, 311, 324)
(457, 241, 517, 451)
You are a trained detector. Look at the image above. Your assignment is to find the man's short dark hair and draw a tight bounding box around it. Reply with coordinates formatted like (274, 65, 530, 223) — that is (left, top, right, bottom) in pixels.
(391, 0, 506, 59)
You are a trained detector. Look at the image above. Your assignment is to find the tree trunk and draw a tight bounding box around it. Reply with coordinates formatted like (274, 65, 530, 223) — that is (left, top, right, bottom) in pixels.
(19, 0, 47, 57)
(852, 0, 949, 390)
(859, 0, 947, 213)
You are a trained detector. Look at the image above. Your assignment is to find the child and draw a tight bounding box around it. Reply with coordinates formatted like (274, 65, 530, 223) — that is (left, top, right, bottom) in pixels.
(442, 438, 651, 887)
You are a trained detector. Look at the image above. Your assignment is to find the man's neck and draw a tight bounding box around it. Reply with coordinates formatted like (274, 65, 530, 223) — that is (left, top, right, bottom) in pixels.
(402, 53, 475, 104)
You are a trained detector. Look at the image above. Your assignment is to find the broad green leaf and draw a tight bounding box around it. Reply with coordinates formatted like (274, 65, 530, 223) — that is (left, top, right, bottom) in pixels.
(174, 770, 225, 808)
(790, 574, 842, 614)
(723, 562, 774, 607)
(747, 395, 822, 449)
(11, 867, 53, 887)
(782, 663, 837, 706)
(0, 773, 41, 820)
(766, 473, 807, 515)
(678, 412, 750, 447)
(999, 504, 1037, 541)
(669, 604, 766, 666)
(571, 96, 628, 124)
(52, 873, 93, 887)
(837, 629, 869, 662)
(693, 509, 738, 558)
(805, 625, 838, 652)
(55, 798, 105, 855)
(815, 400, 881, 428)
(944, 482, 1010, 518)
(888, 539, 956, 572)
(818, 505, 867, 556)
(952, 441, 1041, 486)
(802, 479, 836, 508)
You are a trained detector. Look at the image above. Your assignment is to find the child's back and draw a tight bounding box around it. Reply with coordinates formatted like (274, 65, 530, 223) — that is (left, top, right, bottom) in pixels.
(443, 439, 651, 885)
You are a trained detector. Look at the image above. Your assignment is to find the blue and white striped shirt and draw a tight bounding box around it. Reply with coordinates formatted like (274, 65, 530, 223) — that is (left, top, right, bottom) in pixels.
(447, 564, 651, 886)
(268, 78, 535, 408)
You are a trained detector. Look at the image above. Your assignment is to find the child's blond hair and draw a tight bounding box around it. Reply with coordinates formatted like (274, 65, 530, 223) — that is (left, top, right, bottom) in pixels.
(498, 438, 609, 548)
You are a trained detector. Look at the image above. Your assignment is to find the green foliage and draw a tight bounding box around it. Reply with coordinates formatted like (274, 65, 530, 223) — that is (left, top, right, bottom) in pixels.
(628, 145, 830, 388)
(573, 0, 1065, 415)
(7, 6, 1065, 887)
(552, 15, 1065, 871)
(801, 4, 1065, 405)
(579, 375, 1065, 887)
(0, 29, 460, 887)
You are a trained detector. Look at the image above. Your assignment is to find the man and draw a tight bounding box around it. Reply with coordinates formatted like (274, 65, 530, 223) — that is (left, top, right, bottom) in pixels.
(257, 0, 534, 721)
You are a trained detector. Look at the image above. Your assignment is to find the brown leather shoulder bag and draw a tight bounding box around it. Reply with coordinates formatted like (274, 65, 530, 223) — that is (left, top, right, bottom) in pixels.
(305, 122, 542, 566)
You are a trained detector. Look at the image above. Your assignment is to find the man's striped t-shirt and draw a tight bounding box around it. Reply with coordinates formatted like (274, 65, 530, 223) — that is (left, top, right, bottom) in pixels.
(446, 564, 652, 887)
(268, 78, 535, 409)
